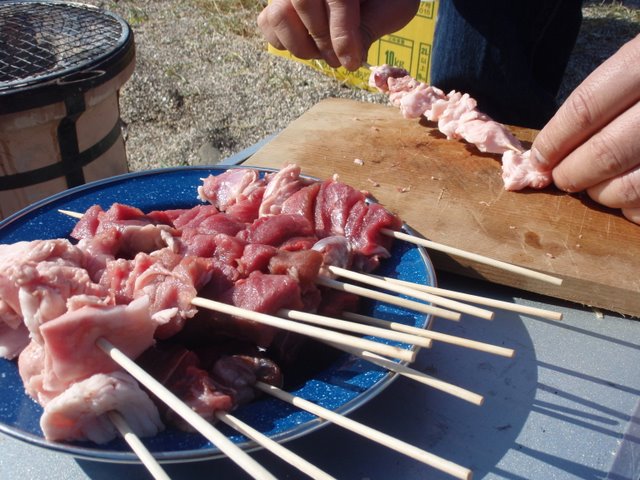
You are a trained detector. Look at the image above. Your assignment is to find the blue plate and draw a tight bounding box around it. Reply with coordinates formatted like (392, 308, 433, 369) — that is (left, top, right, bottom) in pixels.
(0, 166, 436, 463)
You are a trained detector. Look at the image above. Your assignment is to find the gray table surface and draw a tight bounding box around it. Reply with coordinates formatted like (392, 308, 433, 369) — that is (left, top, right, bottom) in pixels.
(1, 146, 639, 480)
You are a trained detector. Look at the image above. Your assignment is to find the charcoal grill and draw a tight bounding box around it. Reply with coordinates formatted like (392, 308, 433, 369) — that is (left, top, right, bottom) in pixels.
(0, 0, 135, 219)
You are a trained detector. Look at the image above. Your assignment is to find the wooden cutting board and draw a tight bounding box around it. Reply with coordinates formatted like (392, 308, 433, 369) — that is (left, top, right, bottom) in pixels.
(247, 98, 640, 318)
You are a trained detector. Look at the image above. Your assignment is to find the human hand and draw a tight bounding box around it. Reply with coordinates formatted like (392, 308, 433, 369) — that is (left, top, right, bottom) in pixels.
(531, 34, 640, 223)
(257, 0, 420, 71)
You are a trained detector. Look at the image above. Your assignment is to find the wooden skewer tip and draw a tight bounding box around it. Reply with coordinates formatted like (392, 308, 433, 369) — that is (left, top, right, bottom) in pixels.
(58, 208, 83, 219)
(381, 228, 563, 287)
(255, 382, 473, 480)
(108, 411, 171, 480)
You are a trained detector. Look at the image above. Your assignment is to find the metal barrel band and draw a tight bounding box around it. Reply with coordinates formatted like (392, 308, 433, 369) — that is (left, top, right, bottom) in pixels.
(0, 115, 123, 191)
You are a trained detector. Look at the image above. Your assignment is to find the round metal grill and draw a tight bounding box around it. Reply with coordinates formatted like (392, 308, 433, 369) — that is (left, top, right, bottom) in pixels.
(0, 0, 130, 92)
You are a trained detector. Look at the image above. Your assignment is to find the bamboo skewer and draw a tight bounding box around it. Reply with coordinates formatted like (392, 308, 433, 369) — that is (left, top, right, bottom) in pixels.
(343, 311, 515, 358)
(316, 276, 461, 321)
(58, 209, 83, 219)
(373, 275, 563, 321)
(279, 308, 433, 349)
(381, 228, 563, 286)
(325, 342, 483, 405)
(191, 297, 415, 362)
(96, 338, 277, 480)
(107, 411, 171, 480)
(255, 382, 473, 480)
(216, 412, 337, 480)
(327, 266, 494, 320)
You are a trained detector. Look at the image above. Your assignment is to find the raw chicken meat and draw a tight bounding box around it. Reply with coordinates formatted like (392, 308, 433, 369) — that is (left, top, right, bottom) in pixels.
(368, 65, 555, 190)
(40, 371, 163, 444)
(40, 296, 157, 391)
(501, 150, 553, 190)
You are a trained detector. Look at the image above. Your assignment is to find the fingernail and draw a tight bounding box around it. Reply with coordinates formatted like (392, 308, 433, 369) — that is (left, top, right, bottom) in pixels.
(322, 50, 342, 69)
(530, 148, 549, 170)
(339, 54, 357, 71)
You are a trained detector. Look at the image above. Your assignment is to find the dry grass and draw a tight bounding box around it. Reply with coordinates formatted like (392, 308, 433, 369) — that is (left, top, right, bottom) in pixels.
(88, 0, 638, 170)
(192, 0, 266, 37)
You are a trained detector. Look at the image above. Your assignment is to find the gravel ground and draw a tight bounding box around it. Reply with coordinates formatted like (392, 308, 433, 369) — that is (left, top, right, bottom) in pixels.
(86, 0, 639, 172)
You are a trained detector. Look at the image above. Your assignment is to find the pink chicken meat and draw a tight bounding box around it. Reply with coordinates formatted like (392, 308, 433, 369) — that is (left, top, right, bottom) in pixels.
(369, 65, 553, 190)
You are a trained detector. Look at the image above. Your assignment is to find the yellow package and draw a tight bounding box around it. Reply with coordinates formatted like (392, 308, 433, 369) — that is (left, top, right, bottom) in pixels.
(267, 1, 439, 92)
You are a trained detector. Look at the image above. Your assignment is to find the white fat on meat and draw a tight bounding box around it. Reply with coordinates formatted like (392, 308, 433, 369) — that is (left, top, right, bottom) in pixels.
(0, 239, 109, 344)
(115, 224, 177, 257)
(40, 371, 164, 444)
(0, 322, 29, 360)
(312, 236, 352, 276)
(259, 164, 311, 217)
(501, 150, 553, 190)
(0, 298, 21, 330)
(40, 296, 158, 392)
(197, 168, 265, 210)
(0, 239, 85, 272)
(19, 263, 108, 343)
(426, 89, 525, 156)
(18, 340, 59, 405)
(0, 240, 84, 322)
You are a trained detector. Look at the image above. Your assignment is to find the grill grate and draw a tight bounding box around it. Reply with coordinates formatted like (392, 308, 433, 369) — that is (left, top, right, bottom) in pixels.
(0, 1, 128, 91)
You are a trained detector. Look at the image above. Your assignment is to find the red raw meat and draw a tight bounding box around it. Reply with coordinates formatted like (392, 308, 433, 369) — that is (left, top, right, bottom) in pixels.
(280, 182, 320, 224)
(238, 214, 314, 247)
(345, 202, 402, 271)
(314, 179, 366, 237)
(237, 244, 278, 276)
(137, 345, 234, 430)
(225, 186, 266, 223)
(268, 249, 323, 288)
(211, 234, 246, 266)
(209, 271, 305, 347)
(278, 236, 318, 252)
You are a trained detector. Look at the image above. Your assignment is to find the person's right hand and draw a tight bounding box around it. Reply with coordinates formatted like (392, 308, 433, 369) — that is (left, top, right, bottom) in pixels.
(257, 0, 420, 71)
(531, 34, 640, 224)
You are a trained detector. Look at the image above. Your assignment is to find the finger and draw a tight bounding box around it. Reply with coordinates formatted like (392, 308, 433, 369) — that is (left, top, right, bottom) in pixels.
(622, 207, 640, 225)
(551, 100, 640, 192)
(261, 0, 322, 60)
(532, 34, 640, 170)
(586, 164, 640, 210)
(324, 0, 362, 70)
(290, 0, 342, 68)
(257, 8, 285, 50)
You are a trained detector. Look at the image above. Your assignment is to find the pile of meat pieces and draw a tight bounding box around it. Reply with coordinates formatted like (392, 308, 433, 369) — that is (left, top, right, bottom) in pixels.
(0, 164, 402, 444)
(369, 65, 553, 191)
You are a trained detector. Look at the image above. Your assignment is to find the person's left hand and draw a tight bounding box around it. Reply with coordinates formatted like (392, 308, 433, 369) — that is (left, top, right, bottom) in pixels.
(531, 34, 640, 223)
(257, 0, 419, 71)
